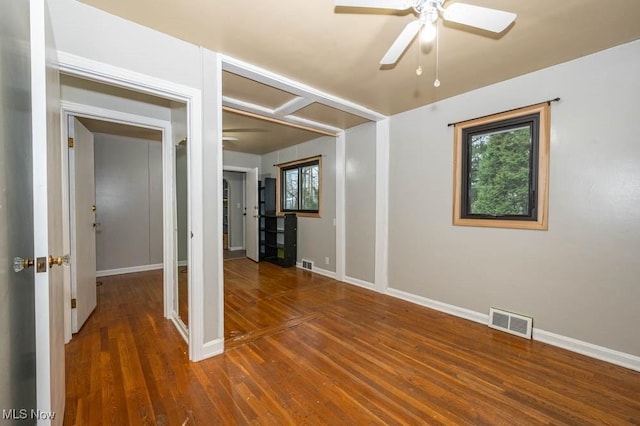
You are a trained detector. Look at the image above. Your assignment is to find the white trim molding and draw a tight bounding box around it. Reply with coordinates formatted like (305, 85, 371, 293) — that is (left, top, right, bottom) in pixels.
(335, 131, 346, 282)
(386, 287, 489, 325)
(343, 276, 375, 291)
(296, 262, 337, 279)
(386, 287, 640, 372)
(202, 338, 225, 359)
(374, 118, 390, 293)
(533, 329, 640, 372)
(96, 264, 163, 278)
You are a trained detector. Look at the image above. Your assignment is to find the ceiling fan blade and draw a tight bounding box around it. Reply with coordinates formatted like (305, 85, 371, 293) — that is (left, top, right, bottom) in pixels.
(334, 0, 410, 10)
(380, 19, 423, 65)
(443, 3, 516, 33)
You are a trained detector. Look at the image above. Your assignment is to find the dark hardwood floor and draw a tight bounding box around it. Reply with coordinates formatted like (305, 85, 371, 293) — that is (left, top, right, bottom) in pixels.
(64, 259, 640, 425)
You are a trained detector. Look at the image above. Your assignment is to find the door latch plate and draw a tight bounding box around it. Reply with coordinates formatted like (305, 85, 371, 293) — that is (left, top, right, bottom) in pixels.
(36, 257, 47, 273)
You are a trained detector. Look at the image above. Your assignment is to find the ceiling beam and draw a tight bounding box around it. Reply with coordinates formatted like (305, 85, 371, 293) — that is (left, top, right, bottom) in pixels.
(274, 96, 315, 117)
(223, 106, 337, 138)
(221, 54, 387, 122)
(222, 95, 342, 135)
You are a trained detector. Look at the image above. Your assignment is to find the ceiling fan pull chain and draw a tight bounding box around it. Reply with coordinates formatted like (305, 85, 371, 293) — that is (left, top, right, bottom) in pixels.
(416, 26, 423, 75)
(433, 19, 441, 87)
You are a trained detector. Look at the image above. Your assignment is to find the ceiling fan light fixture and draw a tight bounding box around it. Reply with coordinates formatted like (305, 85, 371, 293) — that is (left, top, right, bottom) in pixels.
(420, 21, 436, 43)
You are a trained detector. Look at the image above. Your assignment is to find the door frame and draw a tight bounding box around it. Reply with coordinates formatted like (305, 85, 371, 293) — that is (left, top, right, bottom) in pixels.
(58, 52, 205, 360)
(61, 102, 174, 341)
(223, 166, 259, 260)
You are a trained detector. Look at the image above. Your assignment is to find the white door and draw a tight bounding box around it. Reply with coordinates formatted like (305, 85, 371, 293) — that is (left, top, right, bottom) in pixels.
(31, 0, 66, 422)
(245, 167, 259, 262)
(68, 117, 97, 333)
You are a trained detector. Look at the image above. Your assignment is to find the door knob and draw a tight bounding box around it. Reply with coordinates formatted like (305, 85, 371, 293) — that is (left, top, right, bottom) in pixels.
(48, 254, 71, 268)
(92, 205, 97, 211)
(13, 257, 34, 273)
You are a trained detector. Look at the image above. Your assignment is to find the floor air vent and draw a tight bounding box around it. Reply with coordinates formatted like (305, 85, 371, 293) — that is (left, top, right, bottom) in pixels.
(489, 308, 533, 339)
(301, 259, 314, 270)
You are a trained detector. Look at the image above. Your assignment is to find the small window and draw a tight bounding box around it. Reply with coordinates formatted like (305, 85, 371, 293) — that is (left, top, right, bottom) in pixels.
(276, 156, 322, 217)
(453, 103, 550, 230)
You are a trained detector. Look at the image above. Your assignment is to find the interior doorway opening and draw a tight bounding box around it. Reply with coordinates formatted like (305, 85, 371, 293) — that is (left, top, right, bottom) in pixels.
(222, 166, 259, 263)
(60, 74, 191, 349)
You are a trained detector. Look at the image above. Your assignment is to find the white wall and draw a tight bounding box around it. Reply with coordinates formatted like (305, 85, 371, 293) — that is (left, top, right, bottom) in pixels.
(262, 136, 337, 272)
(60, 74, 172, 121)
(94, 133, 163, 272)
(388, 40, 640, 358)
(345, 122, 377, 284)
(49, 0, 201, 88)
(223, 150, 261, 172)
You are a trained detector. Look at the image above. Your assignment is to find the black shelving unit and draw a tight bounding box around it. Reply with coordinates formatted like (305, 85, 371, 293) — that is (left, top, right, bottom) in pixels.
(258, 181, 266, 260)
(263, 214, 297, 267)
(258, 178, 296, 267)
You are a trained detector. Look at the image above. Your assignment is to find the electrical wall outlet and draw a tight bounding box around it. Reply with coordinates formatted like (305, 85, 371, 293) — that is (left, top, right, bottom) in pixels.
(325, 257, 330, 265)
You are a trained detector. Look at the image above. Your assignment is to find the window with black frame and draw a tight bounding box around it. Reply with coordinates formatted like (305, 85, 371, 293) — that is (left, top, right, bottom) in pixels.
(453, 103, 550, 230)
(277, 156, 321, 216)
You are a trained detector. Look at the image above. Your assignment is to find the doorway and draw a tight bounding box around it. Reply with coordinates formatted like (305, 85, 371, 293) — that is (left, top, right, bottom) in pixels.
(223, 172, 246, 260)
(61, 91, 189, 346)
(222, 166, 259, 262)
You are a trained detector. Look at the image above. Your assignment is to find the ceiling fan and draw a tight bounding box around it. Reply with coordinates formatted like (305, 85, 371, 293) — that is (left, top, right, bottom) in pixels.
(335, 0, 516, 66)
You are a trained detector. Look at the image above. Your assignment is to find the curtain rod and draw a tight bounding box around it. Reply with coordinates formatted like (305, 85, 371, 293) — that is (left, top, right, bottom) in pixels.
(447, 97, 560, 127)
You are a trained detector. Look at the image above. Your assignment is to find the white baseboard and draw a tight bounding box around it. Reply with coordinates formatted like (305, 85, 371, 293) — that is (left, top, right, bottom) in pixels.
(178, 260, 188, 267)
(228, 246, 244, 251)
(386, 287, 488, 325)
(343, 275, 375, 290)
(385, 287, 640, 372)
(199, 338, 224, 360)
(533, 329, 640, 372)
(96, 263, 163, 277)
(296, 262, 336, 279)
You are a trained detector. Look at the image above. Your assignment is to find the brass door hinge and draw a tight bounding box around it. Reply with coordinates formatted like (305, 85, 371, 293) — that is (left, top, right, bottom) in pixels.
(68, 137, 74, 148)
(71, 298, 77, 309)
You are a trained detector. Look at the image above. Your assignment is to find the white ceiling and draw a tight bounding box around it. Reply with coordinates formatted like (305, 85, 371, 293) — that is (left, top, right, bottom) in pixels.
(72, 0, 640, 153)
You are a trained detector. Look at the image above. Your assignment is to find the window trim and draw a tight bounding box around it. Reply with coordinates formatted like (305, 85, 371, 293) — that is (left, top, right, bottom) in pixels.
(452, 103, 550, 230)
(276, 155, 322, 218)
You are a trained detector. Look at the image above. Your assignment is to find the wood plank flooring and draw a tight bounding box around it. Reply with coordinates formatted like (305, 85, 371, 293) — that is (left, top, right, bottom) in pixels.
(64, 259, 640, 425)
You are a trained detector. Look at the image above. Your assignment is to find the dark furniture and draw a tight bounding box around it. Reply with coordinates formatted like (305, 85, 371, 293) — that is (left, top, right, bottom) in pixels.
(259, 178, 297, 267)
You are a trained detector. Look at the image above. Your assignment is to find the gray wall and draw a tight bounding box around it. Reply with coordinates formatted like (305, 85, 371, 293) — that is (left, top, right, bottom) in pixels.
(262, 136, 336, 271)
(345, 122, 377, 284)
(223, 171, 245, 249)
(94, 133, 163, 272)
(388, 40, 640, 357)
(175, 143, 188, 263)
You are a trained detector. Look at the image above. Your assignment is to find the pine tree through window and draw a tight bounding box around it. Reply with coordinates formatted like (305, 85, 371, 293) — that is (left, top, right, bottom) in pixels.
(453, 103, 550, 230)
